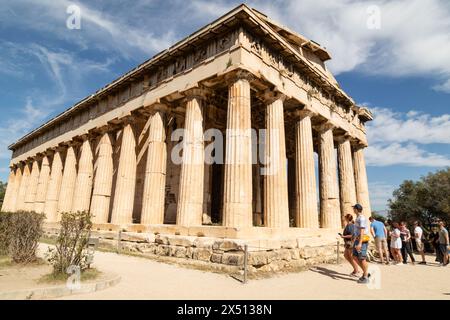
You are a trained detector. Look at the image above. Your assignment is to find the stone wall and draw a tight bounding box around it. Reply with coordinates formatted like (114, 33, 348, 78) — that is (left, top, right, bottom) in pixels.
(42, 227, 342, 274)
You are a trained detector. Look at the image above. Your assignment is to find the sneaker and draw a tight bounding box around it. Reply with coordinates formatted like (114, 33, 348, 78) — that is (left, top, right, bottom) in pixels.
(357, 277, 369, 284)
(418, 261, 426, 265)
(386, 261, 391, 265)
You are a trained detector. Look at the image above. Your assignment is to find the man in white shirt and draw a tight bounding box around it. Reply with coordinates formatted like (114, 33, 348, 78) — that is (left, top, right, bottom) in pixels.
(413, 221, 426, 264)
(352, 204, 370, 284)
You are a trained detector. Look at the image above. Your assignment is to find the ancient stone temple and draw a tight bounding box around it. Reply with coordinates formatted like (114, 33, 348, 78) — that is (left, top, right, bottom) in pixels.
(1, 5, 372, 271)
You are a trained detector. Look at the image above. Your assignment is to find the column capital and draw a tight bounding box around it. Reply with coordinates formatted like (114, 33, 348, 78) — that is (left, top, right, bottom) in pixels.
(317, 121, 336, 133)
(181, 86, 212, 101)
(224, 69, 254, 85)
(352, 140, 368, 149)
(335, 133, 353, 144)
(259, 89, 287, 104)
(292, 107, 317, 120)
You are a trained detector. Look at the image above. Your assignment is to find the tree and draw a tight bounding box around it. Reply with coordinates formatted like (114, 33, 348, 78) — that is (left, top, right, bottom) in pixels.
(388, 168, 450, 227)
(0, 181, 6, 209)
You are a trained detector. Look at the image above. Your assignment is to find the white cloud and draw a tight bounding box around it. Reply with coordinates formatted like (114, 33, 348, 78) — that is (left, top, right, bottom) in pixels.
(369, 181, 396, 210)
(364, 107, 450, 167)
(367, 107, 450, 144)
(245, 0, 450, 92)
(0, 99, 49, 159)
(366, 143, 450, 167)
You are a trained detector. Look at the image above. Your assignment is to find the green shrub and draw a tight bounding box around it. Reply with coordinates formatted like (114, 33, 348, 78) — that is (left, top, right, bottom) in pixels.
(7, 211, 45, 263)
(0, 212, 12, 255)
(47, 211, 92, 275)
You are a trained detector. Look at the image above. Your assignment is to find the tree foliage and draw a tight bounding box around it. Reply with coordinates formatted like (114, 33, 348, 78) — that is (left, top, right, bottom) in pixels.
(47, 211, 92, 275)
(0, 181, 6, 208)
(388, 168, 450, 227)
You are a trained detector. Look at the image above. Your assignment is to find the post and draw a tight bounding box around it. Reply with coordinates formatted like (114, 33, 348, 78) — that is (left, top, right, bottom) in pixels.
(336, 240, 340, 264)
(243, 244, 248, 284)
(117, 230, 122, 253)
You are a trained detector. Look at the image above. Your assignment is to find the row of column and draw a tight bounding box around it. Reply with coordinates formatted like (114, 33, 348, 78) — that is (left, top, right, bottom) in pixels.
(1, 72, 371, 229)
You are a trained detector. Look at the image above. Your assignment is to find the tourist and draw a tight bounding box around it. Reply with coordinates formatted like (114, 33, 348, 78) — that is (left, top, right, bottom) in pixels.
(385, 220, 394, 261)
(351, 204, 370, 284)
(340, 214, 360, 277)
(399, 222, 416, 265)
(429, 228, 442, 263)
(390, 222, 403, 265)
(437, 220, 449, 266)
(413, 221, 426, 264)
(369, 216, 390, 265)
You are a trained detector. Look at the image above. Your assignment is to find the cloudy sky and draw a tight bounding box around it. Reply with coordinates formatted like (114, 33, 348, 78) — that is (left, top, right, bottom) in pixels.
(0, 0, 449, 211)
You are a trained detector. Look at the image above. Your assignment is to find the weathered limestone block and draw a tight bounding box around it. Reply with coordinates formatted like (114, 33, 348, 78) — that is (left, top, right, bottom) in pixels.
(222, 252, 245, 266)
(170, 245, 188, 258)
(280, 239, 297, 249)
(248, 251, 268, 266)
(168, 235, 196, 247)
(193, 237, 215, 249)
(193, 248, 213, 262)
(278, 249, 292, 261)
(213, 240, 244, 251)
(210, 253, 222, 264)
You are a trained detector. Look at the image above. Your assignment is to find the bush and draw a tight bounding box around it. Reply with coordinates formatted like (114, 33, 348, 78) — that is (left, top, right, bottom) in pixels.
(47, 211, 92, 275)
(0, 212, 12, 255)
(5, 211, 44, 263)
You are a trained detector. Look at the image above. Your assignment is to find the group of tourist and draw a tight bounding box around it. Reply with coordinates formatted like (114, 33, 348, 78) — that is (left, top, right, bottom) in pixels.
(340, 204, 449, 284)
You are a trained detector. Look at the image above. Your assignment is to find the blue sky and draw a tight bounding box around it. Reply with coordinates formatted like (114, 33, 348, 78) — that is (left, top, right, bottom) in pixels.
(0, 0, 449, 211)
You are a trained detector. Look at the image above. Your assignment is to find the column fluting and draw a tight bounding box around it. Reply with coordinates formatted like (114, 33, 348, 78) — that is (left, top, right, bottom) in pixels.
(222, 72, 253, 228)
(24, 159, 40, 211)
(318, 123, 341, 228)
(177, 94, 205, 227)
(337, 136, 357, 222)
(263, 94, 289, 228)
(111, 121, 137, 225)
(72, 137, 94, 213)
(90, 131, 114, 224)
(142, 111, 167, 225)
(295, 110, 319, 228)
(44, 149, 64, 221)
(353, 144, 372, 216)
(58, 144, 78, 214)
(34, 154, 51, 213)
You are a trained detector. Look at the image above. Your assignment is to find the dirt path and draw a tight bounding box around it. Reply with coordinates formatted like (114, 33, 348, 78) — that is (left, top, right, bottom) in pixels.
(55, 246, 450, 300)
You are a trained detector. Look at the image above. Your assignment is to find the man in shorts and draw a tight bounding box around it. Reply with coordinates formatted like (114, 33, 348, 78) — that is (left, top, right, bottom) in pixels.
(438, 220, 449, 266)
(369, 216, 390, 265)
(352, 204, 370, 284)
(413, 221, 426, 264)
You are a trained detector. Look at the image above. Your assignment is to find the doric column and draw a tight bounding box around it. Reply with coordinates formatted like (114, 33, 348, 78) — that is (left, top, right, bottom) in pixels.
(142, 110, 167, 225)
(90, 130, 114, 224)
(222, 71, 253, 228)
(337, 136, 357, 222)
(34, 153, 51, 213)
(111, 120, 137, 225)
(353, 144, 372, 216)
(72, 136, 94, 213)
(287, 158, 297, 225)
(9, 164, 23, 212)
(262, 92, 289, 228)
(23, 159, 39, 211)
(1, 166, 16, 212)
(177, 92, 205, 227)
(44, 148, 64, 221)
(318, 122, 341, 228)
(295, 109, 319, 228)
(58, 143, 78, 214)
(16, 161, 31, 211)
